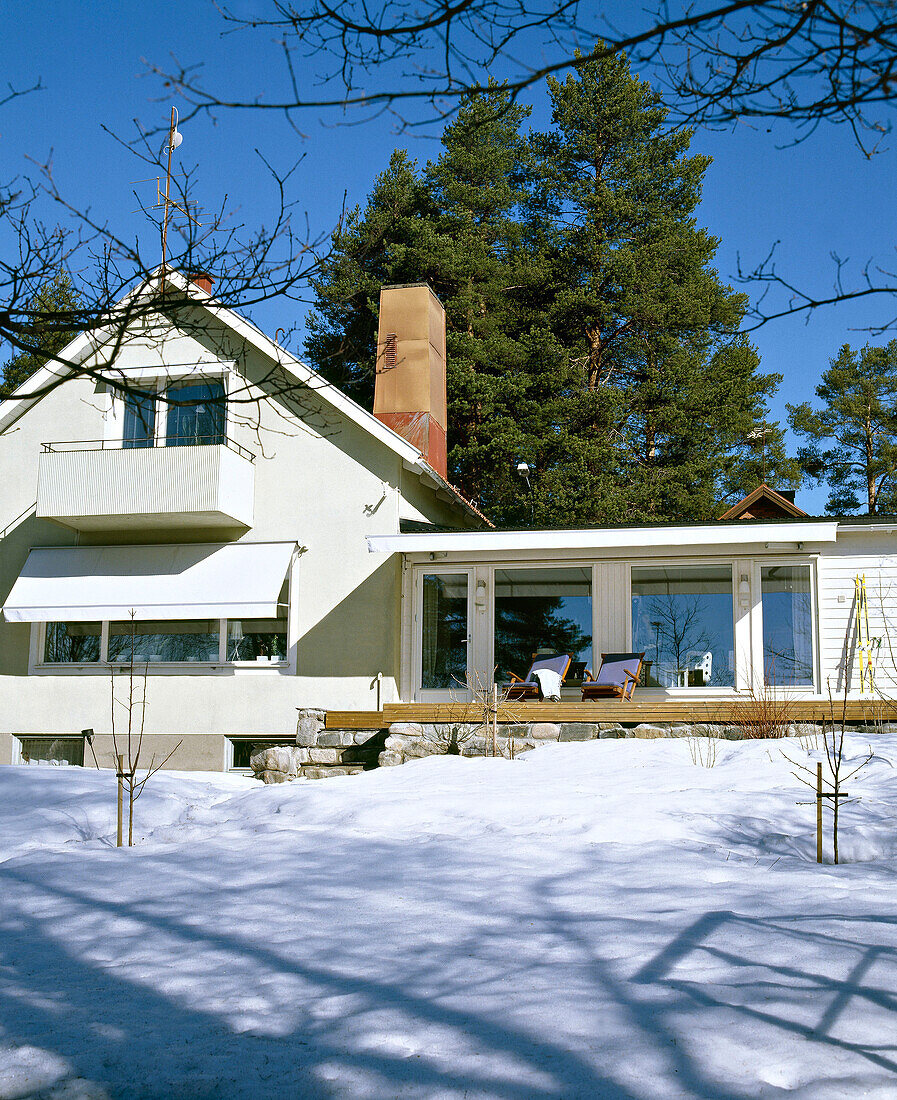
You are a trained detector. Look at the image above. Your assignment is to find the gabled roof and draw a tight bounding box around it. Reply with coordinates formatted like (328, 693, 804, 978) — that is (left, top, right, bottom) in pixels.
(0, 268, 489, 525)
(718, 483, 808, 521)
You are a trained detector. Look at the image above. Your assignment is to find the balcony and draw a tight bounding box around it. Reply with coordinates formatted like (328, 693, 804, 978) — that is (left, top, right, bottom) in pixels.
(36, 439, 255, 531)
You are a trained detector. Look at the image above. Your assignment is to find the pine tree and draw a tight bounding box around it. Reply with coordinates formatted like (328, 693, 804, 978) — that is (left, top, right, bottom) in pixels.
(788, 341, 897, 514)
(305, 151, 434, 406)
(305, 64, 792, 526)
(1, 271, 83, 399)
(306, 85, 539, 512)
(524, 50, 786, 523)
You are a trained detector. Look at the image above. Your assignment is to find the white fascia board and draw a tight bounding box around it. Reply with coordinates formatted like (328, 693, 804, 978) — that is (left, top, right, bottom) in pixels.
(367, 521, 840, 555)
(400, 457, 488, 521)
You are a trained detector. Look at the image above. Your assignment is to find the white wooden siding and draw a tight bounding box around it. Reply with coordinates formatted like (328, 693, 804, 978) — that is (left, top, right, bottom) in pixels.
(818, 541, 897, 696)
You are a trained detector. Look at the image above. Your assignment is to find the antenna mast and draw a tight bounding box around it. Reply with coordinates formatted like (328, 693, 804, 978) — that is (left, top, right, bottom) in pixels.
(160, 106, 179, 277)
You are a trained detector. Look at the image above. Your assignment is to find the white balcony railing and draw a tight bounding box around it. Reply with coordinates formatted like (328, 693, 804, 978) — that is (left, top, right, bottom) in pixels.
(36, 440, 255, 531)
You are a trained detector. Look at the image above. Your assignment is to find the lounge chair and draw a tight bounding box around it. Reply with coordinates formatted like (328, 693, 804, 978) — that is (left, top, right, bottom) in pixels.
(503, 654, 572, 700)
(581, 652, 645, 701)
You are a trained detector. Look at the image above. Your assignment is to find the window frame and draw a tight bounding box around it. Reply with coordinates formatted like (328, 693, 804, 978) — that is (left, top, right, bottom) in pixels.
(753, 557, 819, 692)
(105, 364, 234, 450)
(412, 566, 474, 701)
(629, 560, 738, 692)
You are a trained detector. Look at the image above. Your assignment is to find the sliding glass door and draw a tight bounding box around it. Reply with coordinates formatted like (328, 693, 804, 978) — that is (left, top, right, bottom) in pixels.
(415, 571, 471, 700)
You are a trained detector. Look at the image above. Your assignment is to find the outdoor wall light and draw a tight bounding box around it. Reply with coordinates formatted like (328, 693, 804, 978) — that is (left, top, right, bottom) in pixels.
(738, 575, 750, 608)
(475, 581, 487, 610)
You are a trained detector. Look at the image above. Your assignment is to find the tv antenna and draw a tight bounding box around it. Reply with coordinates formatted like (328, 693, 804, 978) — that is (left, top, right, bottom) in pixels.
(134, 108, 209, 280)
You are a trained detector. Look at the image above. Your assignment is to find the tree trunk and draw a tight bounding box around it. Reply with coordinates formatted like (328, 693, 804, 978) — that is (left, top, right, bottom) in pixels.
(587, 326, 603, 391)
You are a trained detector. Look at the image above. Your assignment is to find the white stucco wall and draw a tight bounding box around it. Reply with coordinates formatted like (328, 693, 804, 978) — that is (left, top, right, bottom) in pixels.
(0, 307, 472, 765)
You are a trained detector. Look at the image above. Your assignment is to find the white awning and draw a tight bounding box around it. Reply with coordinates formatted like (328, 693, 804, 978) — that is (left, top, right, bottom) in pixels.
(2, 541, 296, 623)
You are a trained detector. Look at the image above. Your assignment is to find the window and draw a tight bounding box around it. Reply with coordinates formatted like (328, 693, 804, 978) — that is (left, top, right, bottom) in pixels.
(119, 376, 226, 448)
(40, 611, 290, 668)
(229, 738, 291, 770)
(122, 391, 156, 448)
(493, 567, 592, 682)
(19, 737, 84, 766)
(420, 573, 468, 690)
(43, 622, 101, 663)
(165, 379, 226, 446)
(631, 565, 735, 688)
(108, 620, 220, 664)
(761, 565, 814, 685)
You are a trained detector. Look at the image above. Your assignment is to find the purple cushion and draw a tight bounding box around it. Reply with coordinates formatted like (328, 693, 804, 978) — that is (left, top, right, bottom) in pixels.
(594, 656, 641, 686)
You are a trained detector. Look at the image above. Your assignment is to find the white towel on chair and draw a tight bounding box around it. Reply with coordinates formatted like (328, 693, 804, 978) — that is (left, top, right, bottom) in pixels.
(533, 668, 562, 701)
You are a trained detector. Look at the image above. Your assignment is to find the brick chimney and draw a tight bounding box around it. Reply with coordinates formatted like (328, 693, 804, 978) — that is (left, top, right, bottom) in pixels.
(187, 271, 215, 294)
(373, 283, 447, 478)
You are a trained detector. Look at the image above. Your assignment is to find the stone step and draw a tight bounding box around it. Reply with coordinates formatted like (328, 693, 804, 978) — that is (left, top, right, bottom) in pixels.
(298, 764, 366, 780)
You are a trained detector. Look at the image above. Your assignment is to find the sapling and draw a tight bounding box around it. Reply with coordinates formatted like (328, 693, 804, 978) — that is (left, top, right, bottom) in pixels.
(108, 612, 181, 846)
(782, 681, 873, 864)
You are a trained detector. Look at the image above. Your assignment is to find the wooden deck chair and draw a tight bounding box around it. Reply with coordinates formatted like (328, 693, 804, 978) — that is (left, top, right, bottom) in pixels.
(581, 652, 645, 701)
(503, 654, 572, 700)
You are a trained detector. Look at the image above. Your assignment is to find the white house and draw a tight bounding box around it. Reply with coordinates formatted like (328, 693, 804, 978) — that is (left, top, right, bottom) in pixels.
(0, 274, 484, 770)
(1, 272, 895, 771)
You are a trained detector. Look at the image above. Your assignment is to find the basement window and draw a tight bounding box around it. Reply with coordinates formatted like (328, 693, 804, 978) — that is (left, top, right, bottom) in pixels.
(18, 737, 85, 766)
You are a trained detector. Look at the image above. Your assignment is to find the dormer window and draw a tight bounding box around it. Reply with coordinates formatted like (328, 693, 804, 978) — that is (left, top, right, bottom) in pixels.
(121, 377, 226, 448)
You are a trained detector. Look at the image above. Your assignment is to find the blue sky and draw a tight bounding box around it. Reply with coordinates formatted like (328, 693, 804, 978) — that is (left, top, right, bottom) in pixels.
(2, 0, 894, 513)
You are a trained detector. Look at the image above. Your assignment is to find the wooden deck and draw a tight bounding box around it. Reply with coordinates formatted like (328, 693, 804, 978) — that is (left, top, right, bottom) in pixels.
(325, 699, 891, 729)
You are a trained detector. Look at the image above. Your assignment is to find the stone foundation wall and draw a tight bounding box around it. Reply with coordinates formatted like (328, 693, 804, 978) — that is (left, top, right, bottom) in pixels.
(251, 710, 893, 781)
(377, 719, 892, 766)
(251, 709, 386, 783)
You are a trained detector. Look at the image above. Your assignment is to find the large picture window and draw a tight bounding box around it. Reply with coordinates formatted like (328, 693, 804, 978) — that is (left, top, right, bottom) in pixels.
(632, 565, 735, 688)
(761, 565, 814, 685)
(493, 567, 592, 682)
(108, 620, 220, 664)
(165, 379, 226, 446)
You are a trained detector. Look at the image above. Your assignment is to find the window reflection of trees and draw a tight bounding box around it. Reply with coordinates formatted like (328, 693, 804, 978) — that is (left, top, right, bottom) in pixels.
(645, 594, 712, 680)
(493, 569, 592, 680)
(762, 566, 813, 685)
(44, 622, 101, 663)
(632, 567, 734, 688)
(421, 575, 468, 690)
(108, 621, 219, 663)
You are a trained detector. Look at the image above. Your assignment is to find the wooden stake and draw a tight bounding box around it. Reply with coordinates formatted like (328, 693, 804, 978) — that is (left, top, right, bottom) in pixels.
(816, 761, 823, 864)
(117, 753, 124, 848)
(492, 685, 498, 758)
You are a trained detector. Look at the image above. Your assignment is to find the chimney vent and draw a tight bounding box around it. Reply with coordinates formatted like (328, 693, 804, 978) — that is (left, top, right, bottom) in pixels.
(384, 333, 398, 369)
(373, 284, 447, 478)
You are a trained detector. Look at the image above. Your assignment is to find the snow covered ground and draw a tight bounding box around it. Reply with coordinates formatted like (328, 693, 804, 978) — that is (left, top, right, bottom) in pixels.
(1, 730, 896, 1099)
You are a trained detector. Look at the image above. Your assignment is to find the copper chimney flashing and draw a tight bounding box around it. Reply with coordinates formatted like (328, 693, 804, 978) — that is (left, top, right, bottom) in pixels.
(373, 283, 447, 478)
